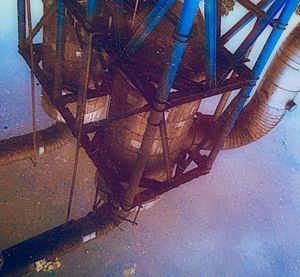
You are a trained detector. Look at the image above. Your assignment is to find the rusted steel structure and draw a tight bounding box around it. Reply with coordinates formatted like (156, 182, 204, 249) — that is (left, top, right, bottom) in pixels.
(14, 0, 298, 210)
(18, 0, 298, 210)
(1, 0, 299, 274)
(16, 0, 299, 210)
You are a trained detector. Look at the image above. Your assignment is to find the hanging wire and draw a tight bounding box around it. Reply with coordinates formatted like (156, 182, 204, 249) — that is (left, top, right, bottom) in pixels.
(66, 34, 93, 221)
(66, 131, 81, 221)
(131, 0, 140, 28)
(26, 0, 37, 166)
(159, 113, 172, 183)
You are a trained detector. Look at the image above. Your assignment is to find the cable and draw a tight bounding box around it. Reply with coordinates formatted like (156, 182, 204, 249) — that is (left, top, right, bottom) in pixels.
(131, 0, 140, 28)
(26, 0, 37, 166)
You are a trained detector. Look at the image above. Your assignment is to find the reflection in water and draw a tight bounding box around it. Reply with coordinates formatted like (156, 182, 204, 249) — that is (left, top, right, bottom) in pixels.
(1, 1, 300, 276)
(0, 0, 50, 140)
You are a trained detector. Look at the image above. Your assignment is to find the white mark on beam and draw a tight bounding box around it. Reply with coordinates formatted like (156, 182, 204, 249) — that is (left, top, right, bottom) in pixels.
(82, 231, 96, 243)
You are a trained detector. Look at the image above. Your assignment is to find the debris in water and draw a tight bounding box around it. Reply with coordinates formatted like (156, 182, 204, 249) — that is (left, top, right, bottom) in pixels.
(123, 263, 137, 276)
(281, 138, 288, 150)
(35, 257, 61, 272)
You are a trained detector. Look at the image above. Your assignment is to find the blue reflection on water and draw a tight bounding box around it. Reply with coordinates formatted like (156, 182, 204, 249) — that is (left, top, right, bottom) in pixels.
(0, 0, 51, 139)
(0, 1, 298, 140)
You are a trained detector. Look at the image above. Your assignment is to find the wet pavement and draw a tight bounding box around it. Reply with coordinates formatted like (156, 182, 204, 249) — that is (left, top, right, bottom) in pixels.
(1, 1, 300, 276)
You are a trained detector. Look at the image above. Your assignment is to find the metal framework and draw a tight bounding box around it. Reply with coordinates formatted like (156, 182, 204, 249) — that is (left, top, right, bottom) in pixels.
(2, 0, 297, 273)
(16, 0, 299, 209)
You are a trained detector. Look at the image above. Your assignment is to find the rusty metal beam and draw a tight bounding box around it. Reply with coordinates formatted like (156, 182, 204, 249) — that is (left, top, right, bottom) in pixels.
(159, 113, 172, 183)
(133, 166, 210, 207)
(220, 0, 273, 44)
(236, 0, 265, 17)
(60, 83, 110, 105)
(66, 31, 94, 221)
(123, 109, 163, 209)
(24, 2, 55, 46)
(26, 0, 38, 165)
(169, 76, 255, 107)
(82, 104, 151, 133)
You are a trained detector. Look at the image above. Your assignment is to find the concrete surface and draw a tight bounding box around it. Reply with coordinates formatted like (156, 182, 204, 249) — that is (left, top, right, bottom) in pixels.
(1, 1, 300, 276)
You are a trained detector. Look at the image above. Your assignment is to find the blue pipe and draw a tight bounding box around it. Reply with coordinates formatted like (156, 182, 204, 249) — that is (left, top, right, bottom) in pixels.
(87, 0, 99, 22)
(156, 0, 201, 103)
(233, 0, 288, 64)
(206, 0, 299, 168)
(122, 0, 174, 58)
(144, 0, 173, 26)
(17, 0, 26, 46)
(253, 1, 300, 77)
(205, 0, 217, 87)
(221, 0, 273, 43)
(229, 0, 299, 130)
(56, 0, 65, 53)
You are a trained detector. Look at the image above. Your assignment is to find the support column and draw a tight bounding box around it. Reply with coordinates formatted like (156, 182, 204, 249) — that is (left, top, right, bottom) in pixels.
(17, 0, 26, 48)
(226, 0, 288, 75)
(205, 0, 217, 87)
(87, 0, 100, 23)
(124, 0, 201, 209)
(206, 0, 300, 169)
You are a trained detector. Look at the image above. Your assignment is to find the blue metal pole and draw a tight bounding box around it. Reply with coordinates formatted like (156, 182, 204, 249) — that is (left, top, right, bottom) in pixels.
(87, 0, 99, 22)
(56, 0, 65, 58)
(233, 0, 288, 66)
(157, 0, 201, 103)
(205, 0, 217, 87)
(122, 0, 174, 58)
(144, 0, 173, 26)
(17, 0, 26, 47)
(237, 0, 299, 106)
(206, 0, 299, 169)
(253, 0, 300, 78)
(221, 0, 273, 44)
(124, 0, 201, 208)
